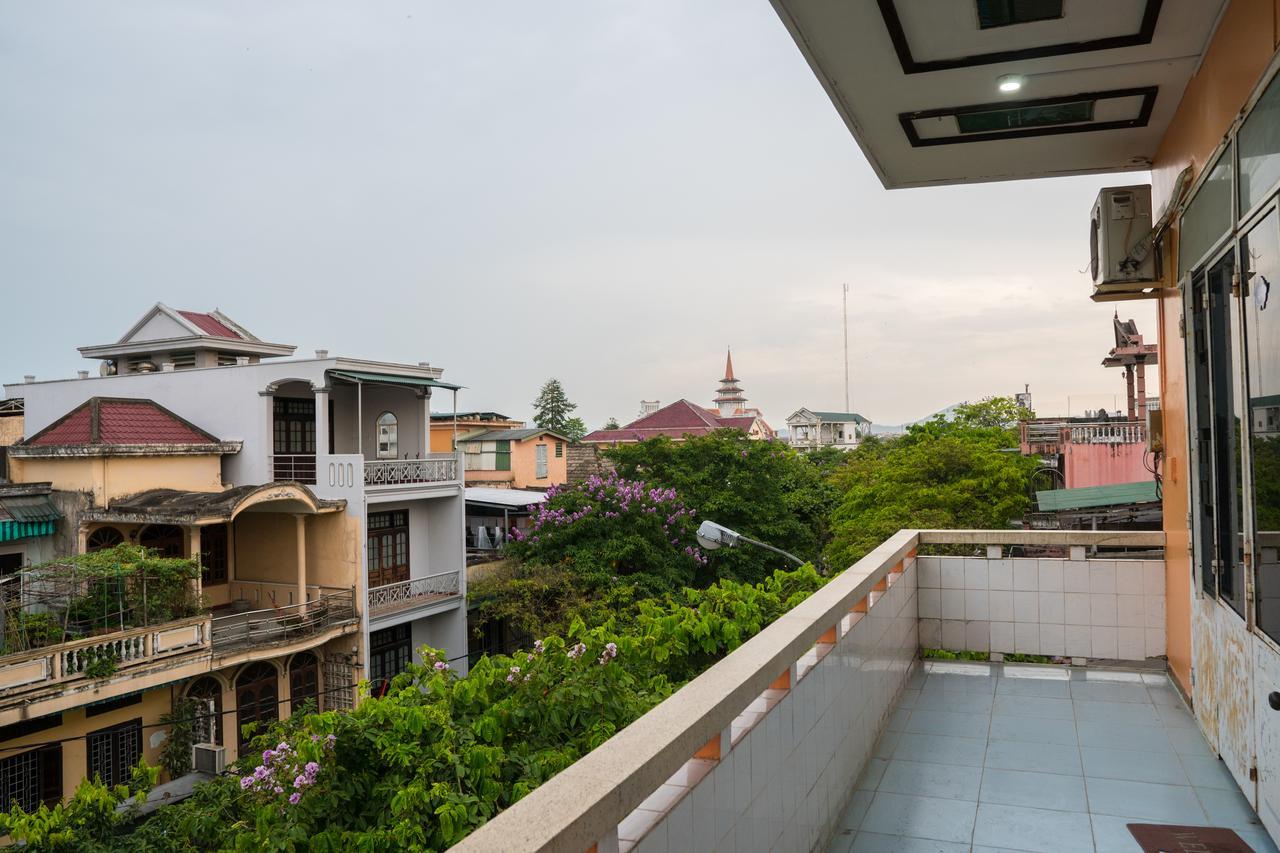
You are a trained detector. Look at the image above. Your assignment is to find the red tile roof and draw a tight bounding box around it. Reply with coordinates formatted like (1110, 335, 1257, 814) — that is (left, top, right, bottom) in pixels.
(177, 310, 242, 339)
(26, 398, 221, 447)
(581, 399, 762, 444)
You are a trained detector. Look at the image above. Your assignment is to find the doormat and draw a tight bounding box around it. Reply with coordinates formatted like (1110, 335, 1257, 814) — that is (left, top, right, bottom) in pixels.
(1127, 824, 1254, 853)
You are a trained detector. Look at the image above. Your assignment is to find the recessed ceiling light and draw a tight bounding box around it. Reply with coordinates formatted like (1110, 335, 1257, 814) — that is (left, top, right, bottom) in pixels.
(998, 75, 1024, 93)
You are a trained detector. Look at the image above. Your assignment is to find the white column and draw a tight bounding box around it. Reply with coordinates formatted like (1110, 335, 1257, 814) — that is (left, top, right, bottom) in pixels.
(262, 391, 276, 481)
(188, 525, 203, 602)
(314, 386, 330, 458)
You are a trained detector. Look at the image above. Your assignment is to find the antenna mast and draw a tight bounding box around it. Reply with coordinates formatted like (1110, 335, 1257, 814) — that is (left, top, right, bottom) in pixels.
(843, 283, 850, 412)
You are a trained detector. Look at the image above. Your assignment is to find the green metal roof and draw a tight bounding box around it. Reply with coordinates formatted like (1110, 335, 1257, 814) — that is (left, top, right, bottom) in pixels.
(809, 411, 870, 424)
(0, 495, 61, 524)
(1036, 480, 1160, 512)
(329, 369, 463, 392)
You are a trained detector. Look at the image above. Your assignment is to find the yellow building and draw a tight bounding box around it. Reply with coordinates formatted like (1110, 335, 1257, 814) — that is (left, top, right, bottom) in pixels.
(0, 398, 364, 808)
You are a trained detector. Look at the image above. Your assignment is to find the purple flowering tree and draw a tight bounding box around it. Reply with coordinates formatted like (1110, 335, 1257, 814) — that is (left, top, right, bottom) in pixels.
(506, 472, 706, 596)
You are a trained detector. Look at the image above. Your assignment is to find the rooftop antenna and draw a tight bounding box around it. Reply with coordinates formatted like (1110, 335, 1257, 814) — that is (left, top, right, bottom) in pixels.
(843, 283, 850, 412)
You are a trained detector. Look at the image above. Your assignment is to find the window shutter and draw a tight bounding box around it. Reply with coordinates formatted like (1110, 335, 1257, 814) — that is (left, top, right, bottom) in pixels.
(495, 440, 512, 471)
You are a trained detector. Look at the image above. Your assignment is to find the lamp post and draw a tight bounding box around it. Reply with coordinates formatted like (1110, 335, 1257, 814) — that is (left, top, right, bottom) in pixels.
(695, 520, 808, 568)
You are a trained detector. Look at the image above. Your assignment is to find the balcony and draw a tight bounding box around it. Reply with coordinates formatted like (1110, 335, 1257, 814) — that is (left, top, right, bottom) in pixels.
(364, 453, 460, 488)
(210, 587, 357, 654)
(0, 615, 209, 699)
(367, 571, 461, 620)
(451, 529, 1275, 853)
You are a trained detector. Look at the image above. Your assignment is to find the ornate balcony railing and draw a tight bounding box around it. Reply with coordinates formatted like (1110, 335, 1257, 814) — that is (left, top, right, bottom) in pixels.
(364, 454, 459, 487)
(367, 571, 461, 617)
(1021, 420, 1146, 448)
(210, 588, 357, 654)
(0, 616, 210, 697)
(270, 453, 317, 484)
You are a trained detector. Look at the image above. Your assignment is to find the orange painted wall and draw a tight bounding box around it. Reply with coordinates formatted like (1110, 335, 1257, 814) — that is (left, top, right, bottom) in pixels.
(510, 438, 568, 489)
(1151, 0, 1280, 693)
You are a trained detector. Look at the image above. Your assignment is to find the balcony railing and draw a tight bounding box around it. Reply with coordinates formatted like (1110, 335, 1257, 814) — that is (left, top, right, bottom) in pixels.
(452, 528, 1165, 853)
(367, 571, 461, 618)
(270, 453, 317, 484)
(0, 615, 210, 697)
(1021, 420, 1145, 448)
(364, 453, 459, 487)
(210, 588, 357, 654)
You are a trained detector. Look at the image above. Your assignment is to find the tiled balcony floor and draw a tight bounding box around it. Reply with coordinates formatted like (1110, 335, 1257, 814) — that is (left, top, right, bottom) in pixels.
(828, 660, 1279, 853)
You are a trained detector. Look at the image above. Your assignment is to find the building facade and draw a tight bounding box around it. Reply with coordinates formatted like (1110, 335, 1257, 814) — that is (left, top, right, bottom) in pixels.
(784, 408, 871, 451)
(0, 306, 468, 808)
(456, 428, 569, 489)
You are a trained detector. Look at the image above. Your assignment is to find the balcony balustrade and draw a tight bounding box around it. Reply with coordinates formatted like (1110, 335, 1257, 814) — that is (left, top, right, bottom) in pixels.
(364, 453, 459, 487)
(0, 615, 210, 698)
(210, 588, 357, 654)
(367, 571, 461, 618)
(270, 453, 318, 484)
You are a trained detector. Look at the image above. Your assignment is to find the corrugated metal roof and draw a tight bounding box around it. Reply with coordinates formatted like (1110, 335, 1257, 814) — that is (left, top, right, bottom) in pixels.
(1036, 481, 1160, 512)
(465, 487, 549, 508)
(809, 411, 870, 423)
(459, 428, 567, 443)
(329, 369, 463, 391)
(0, 495, 61, 523)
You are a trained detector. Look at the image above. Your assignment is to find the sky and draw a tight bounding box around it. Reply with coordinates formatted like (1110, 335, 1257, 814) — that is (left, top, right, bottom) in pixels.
(0, 1, 1158, 429)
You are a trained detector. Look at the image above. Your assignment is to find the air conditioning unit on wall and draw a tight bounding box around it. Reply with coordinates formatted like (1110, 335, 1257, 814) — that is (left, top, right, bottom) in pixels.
(192, 743, 226, 775)
(1090, 184, 1162, 302)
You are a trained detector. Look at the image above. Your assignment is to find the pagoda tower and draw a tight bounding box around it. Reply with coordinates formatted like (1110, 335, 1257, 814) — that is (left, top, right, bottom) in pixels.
(714, 349, 748, 417)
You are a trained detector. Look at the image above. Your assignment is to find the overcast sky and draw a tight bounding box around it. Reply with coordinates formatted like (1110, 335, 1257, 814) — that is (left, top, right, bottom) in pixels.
(0, 1, 1157, 428)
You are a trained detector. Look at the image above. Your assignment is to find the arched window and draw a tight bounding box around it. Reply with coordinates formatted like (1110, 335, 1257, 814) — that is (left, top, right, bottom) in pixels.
(85, 527, 124, 553)
(186, 676, 223, 745)
(376, 412, 398, 459)
(138, 525, 184, 558)
(289, 652, 319, 714)
(235, 663, 279, 754)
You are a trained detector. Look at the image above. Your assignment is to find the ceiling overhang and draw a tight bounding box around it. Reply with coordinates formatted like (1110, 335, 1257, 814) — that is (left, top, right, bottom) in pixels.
(769, 0, 1227, 188)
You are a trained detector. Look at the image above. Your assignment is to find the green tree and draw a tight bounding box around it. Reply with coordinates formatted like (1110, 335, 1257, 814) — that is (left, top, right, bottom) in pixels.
(531, 378, 577, 434)
(605, 431, 838, 584)
(602, 417, 621, 431)
(561, 416, 587, 443)
(825, 396, 1038, 568)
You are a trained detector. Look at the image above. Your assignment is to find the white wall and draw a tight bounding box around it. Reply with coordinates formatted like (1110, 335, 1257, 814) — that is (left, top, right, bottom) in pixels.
(917, 555, 1166, 660)
(633, 559, 918, 853)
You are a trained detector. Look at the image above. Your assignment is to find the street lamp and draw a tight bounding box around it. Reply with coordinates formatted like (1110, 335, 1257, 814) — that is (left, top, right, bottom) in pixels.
(695, 520, 807, 568)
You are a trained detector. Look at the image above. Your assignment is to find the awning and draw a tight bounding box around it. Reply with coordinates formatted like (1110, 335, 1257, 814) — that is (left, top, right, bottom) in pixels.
(0, 494, 61, 523)
(465, 487, 548, 509)
(329, 370, 463, 392)
(0, 520, 56, 543)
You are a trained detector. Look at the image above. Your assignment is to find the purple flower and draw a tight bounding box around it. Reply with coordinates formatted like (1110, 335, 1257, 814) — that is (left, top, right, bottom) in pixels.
(240, 776, 253, 790)
(289, 792, 302, 805)
(434, 661, 450, 671)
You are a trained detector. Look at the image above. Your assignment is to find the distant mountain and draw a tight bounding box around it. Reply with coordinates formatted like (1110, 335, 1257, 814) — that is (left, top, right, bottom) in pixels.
(869, 402, 964, 436)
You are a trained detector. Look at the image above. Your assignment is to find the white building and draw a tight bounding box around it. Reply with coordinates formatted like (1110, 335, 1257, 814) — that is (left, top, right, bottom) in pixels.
(784, 408, 871, 451)
(6, 303, 470, 688)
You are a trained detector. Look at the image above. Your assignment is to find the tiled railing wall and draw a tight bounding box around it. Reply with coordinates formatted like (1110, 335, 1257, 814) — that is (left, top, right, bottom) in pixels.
(452, 530, 921, 853)
(917, 549, 1165, 660)
(618, 545, 918, 851)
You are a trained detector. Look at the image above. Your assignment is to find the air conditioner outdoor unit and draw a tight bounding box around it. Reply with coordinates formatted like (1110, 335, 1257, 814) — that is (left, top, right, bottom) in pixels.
(1090, 184, 1160, 301)
(192, 743, 226, 775)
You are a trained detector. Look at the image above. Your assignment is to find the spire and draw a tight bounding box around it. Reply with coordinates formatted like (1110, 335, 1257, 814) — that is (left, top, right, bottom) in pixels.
(714, 347, 747, 416)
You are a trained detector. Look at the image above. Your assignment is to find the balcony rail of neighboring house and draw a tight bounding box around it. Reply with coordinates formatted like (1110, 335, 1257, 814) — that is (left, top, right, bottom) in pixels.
(451, 528, 1163, 853)
(210, 588, 357, 654)
(1021, 419, 1146, 449)
(364, 453, 460, 487)
(367, 571, 461, 618)
(270, 453, 318, 485)
(0, 615, 210, 699)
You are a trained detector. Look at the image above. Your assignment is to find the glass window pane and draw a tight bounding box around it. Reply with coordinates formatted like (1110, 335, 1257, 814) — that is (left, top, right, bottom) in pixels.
(1241, 76, 1280, 214)
(1181, 144, 1234, 277)
(1245, 211, 1280, 638)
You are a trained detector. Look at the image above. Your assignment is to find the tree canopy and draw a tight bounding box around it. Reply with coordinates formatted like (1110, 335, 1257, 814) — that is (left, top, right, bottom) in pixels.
(531, 379, 577, 435)
(824, 397, 1038, 568)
